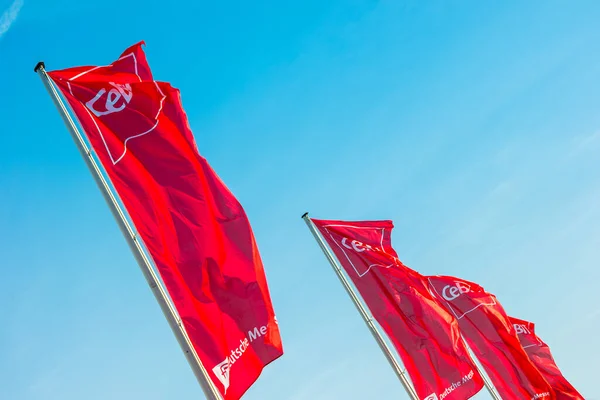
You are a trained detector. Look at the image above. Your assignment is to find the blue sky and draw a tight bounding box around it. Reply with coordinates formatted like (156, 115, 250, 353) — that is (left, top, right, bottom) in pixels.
(1, 0, 599, 399)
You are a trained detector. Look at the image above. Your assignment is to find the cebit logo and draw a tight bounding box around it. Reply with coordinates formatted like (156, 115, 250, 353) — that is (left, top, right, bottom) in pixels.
(212, 359, 230, 391)
(66, 51, 166, 165)
(514, 324, 531, 335)
(86, 82, 133, 117)
(325, 226, 396, 277)
(441, 281, 471, 301)
(341, 237, 379, 253)
(424, 394, 439, 400)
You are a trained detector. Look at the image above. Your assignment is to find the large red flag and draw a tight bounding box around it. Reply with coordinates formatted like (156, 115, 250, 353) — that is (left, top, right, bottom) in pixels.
(311, 218, 484, 400)
(427, 275, 554, 400)
(510, 317, 583, 400)
(48, 43, 283, 399)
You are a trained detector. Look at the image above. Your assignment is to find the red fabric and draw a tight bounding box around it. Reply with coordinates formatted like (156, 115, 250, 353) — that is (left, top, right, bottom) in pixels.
(510, 317, 583, 400)
(427, 276, 554, 400)
(49, 42, 283, 400)
(311, 218, 484, 400)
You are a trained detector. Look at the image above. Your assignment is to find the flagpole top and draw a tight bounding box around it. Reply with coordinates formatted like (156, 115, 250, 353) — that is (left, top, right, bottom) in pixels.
(301, 212, 309, 219)
(34, 62, 45, 73)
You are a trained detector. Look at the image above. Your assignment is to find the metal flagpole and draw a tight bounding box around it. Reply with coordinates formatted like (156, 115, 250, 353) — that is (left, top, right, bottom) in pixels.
(462, 339, 502, 400)
(424, 278, 502, 400)
(302, 213, 419, 400)
(34, 62, 221, 400)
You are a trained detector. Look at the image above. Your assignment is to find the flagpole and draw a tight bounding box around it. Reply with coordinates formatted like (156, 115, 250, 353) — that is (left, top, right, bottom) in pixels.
(423, 282, 502, 400)
(34, 62, 221, 400)
(462, 340, 503, 400)
(302, 213, 419, 400)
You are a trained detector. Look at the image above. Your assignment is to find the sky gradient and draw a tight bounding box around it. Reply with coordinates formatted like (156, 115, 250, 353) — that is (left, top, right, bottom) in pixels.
(1, 0, 599, 399)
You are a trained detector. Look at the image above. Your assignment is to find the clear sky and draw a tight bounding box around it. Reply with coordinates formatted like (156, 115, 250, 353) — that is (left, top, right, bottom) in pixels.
(1, 1, 599, 399)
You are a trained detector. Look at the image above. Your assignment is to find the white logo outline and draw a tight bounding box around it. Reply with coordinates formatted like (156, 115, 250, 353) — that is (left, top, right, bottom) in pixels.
(86, 82, 133, 117)
(212, 358, 231, 392)
(441, 281, 471, 301)
(65, 51, 166, 165)
(428, 277, 497, 320)
(323, 223, 395, 277)
(513, 321, 543, 349)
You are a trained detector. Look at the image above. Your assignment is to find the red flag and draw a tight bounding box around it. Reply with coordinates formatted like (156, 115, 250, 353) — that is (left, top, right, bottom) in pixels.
(48, 43, 283, 399)
(311, 218, 484, 400)
(427, 276, 554, 400)
(510, 317, 583, 400)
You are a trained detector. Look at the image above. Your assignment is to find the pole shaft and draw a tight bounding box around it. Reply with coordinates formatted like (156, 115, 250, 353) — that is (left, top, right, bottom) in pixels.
(35, 65, 221, 400)
(462, 339, 503, 400)
(302, 214, 419, 400)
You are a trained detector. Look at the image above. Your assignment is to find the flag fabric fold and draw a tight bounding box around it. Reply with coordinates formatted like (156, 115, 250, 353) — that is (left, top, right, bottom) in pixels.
(427, 275, 554, 400)
(311, 218, 484, 400)
(48, 42, 283, 400)
(510, 317, 583, 400)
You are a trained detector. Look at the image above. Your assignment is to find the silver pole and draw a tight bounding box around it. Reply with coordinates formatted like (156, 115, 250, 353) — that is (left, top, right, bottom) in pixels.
(424, 280, 501, 400)
(462, 339, 502, 400)
(302, 213, 419, 400)
(34, 62, 221, 400)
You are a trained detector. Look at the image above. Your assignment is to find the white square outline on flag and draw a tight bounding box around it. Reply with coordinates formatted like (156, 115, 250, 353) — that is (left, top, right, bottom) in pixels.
(517, 321, 544, 349)
(427, 277, 497, 320)
(61, 50, 166, 165)
(322, 223, 395, 277)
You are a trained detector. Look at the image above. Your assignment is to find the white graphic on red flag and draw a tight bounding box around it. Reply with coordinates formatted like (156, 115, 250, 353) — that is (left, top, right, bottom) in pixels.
(429, 278, 497, 320)
(212, 358, 231, 392)
(512, 321, 543, 349)
(65, 51, 166, 165)
(322, 223, 394, 277)
(86, 82, 133, 117)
